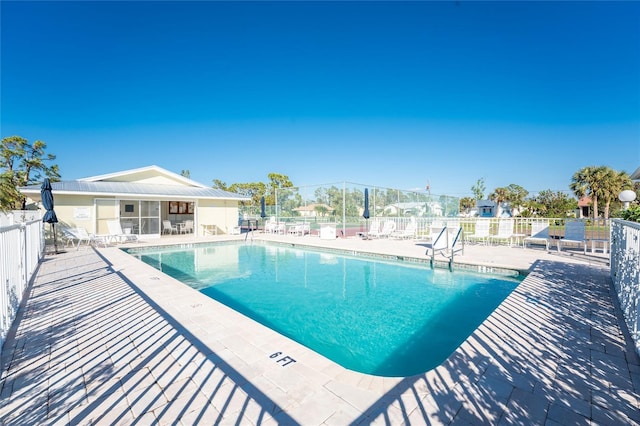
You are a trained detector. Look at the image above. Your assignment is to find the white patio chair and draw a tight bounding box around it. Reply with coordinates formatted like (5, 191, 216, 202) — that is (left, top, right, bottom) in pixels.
(162, 220, 178, 235)
(181, 220, 194, 234)
(524, 221, 550, 251)
(488, 219, 514, 246)
(467, 220, 491, 245)
(557, 221, 587, 254)
(421, 220, 444, 242)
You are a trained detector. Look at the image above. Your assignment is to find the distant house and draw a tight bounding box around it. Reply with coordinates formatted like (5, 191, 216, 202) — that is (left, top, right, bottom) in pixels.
(577, 196, 592, 218)
(292, 203, 335, 217)
(19, 165, 249, 238)
(385, 202, 426, 216)
(476, 200, 496, 217)
(475, 199, 516, 217)
(426, 201, 443, 216)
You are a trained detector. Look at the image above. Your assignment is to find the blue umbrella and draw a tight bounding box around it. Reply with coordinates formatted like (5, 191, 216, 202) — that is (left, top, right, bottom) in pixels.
(362, 188, 370, 239)
(260, 196, 266, 219)
(41, 178, 58, 253)
(363, 188, 370, 219)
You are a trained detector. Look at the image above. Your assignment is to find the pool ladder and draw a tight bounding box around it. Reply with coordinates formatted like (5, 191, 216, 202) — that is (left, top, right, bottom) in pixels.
(425, 226, 464, 270)
(244, 221, 257, 242)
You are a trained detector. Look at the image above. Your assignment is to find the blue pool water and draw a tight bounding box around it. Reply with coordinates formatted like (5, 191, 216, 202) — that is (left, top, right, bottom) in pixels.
(129, 242, 521, 377)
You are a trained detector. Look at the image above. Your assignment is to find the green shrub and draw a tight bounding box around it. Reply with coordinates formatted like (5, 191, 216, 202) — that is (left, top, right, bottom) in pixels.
(621, 205, 640, 222)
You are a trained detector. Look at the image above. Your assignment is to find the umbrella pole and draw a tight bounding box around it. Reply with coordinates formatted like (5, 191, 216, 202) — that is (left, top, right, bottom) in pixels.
(52, 223, 58, 254)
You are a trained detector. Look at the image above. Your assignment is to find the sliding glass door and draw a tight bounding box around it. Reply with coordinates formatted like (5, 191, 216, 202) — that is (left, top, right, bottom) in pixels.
(139, 201, 160, 236)
(96, 199, 161, 238)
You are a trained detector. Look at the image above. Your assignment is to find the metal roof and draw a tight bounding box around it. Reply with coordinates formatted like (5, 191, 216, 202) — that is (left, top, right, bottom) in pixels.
(78, 165, 208, 188)
(19, 180, 249, 201)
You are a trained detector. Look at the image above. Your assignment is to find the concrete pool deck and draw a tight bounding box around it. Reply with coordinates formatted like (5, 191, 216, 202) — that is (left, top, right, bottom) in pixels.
(1, 233, 638, 425)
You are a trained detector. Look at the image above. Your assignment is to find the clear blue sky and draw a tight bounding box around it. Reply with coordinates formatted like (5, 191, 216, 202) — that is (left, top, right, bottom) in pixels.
(2, 1, 639, 197)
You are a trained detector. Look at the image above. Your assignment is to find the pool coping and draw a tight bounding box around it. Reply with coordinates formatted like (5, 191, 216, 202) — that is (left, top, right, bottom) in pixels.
(124, 238, 525, 278)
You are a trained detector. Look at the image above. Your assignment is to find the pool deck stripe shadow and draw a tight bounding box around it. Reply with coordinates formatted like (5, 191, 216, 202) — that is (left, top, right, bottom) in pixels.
(0, 234, 638, 425)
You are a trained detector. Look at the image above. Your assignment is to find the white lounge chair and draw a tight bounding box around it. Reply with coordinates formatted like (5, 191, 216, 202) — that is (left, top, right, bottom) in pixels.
(288, 222, 310, 236)
(264, 217, 286, 234)
(373, 220, 396, 238)
(391, 218, 416, 239)
(264, 217, 277, 233)
(524, 221, 550, 251)
(467, 220, 491, 245)
(76, 227, 109, 247)
(365, 219, 381, 239)
(107, 219, 138, 243)
(557, 221, 587, 254)
(62, 227, 107, 249)
(62, 227, 80, 248)
(274, 222, 286, 234)
(488, 219, 514, 246)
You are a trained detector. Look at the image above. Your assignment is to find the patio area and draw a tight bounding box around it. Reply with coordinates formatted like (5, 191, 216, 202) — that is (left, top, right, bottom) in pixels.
(0, 233, 638, 425)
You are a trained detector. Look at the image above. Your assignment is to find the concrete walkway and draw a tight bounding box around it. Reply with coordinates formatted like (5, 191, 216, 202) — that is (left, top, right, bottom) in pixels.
(0, 235, 638, 425)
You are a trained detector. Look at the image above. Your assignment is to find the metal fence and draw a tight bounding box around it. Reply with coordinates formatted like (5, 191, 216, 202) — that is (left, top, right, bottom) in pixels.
(0, 219, 45, 350)
(241, 182, 460, 236)
(611, 219, 640, 356)
(240, 191, 611, 247)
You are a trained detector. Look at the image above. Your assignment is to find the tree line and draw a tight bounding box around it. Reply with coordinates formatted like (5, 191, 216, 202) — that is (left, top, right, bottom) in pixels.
(459, 168, 637, 219)
(1, 135, 638, 220)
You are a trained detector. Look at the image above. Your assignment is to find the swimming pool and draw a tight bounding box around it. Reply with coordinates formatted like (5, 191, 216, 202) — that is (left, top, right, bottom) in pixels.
(128, 242, 521, 377)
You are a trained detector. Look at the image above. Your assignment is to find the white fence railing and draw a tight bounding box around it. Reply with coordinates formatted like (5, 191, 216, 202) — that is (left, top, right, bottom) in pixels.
(261, 216, 611, 245)
(0, 219, 44, 350)
(611, 219, 640, 356)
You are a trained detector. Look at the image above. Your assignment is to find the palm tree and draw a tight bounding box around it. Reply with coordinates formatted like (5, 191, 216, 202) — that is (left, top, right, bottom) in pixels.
(570, 166, 607, 219)
(489, 187, 510, 217)
(459, 197, 476, 216)
(600, 169, 633, 218)
(570, 166, 634, 219)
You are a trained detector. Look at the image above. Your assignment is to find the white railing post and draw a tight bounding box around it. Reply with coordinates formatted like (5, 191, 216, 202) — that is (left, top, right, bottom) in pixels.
(610, 219, 640, 356)
(0, 219, 44, 350)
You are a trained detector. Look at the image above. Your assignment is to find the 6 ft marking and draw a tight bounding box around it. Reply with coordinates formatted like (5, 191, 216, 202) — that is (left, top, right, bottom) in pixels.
(270, 352, 297, 367)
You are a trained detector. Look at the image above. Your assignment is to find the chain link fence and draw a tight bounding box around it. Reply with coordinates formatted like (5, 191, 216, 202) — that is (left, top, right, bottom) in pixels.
(240, 181, 459, 237)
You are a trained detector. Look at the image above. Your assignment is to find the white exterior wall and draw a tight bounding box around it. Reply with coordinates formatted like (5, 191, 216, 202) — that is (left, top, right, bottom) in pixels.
(48, 194, 100, 233)
(197, 200, 240, 236)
